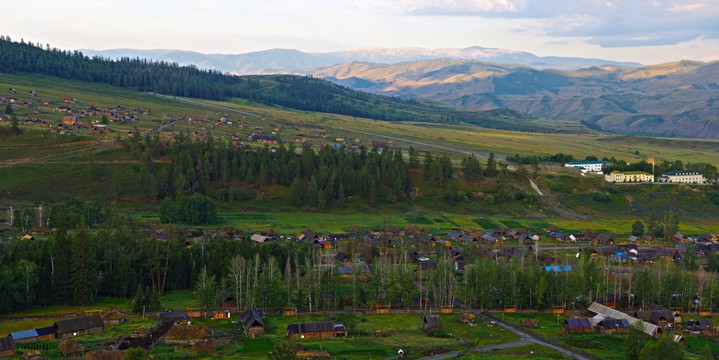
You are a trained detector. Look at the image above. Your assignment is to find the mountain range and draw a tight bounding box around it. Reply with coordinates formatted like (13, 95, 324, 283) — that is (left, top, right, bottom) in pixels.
(79, 46, 641, 74)
(306, 59, 719, 138)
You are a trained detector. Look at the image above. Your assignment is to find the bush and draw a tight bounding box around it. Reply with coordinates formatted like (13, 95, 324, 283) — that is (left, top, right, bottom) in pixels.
(592, 191, 611, 202)
(229, 187, 253, 202)
(708, 191, 719, 206)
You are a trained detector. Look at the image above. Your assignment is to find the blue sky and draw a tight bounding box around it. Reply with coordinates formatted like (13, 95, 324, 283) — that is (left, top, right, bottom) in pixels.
(2, 0, 718, 64)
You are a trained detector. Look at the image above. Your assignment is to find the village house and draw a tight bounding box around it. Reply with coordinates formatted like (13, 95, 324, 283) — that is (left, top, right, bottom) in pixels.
(53, 315, 104, 339)
(563, 317, 594, 333)
(684, 319, 713, 335)
(596, 318, 630, 334)
(423, 315, 442, 331)
(287, 321, 344, 339)
(101, 310, 126, 326)
(633, 304, 678, 328)
(0, 337, 16, 359)
(164, 325, 212, 345)
(658, 170, 705, 184)
(588, 302, 659, 337)
(241, 308, 266, 338)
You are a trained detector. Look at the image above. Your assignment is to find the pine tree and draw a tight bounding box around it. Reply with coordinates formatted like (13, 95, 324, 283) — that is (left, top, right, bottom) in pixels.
(337, 184, 346, 209)
(289, 177, 304, 207)
(71, 224, 94, 305)
(54, 218, 73, 304)
(486, 152, 498, 177)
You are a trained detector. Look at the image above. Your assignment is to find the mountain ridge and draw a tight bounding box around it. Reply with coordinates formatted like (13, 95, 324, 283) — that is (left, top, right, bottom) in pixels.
(79, 46, 642, 74)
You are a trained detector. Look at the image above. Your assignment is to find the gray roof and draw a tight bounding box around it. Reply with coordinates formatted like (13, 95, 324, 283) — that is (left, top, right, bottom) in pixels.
(241, 308, 265, 330)
(598, 318, 630, 329)
(53, 315, 104, 335)
(287, 321, 334, 335)
(588, 302, 658, 336)
(424, 315, 442, 329)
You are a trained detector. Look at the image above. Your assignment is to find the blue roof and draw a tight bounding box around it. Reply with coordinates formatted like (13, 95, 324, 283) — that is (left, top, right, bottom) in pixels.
(544, 265, 573, 272)
(11, 329, 38, 340)
(447, 232, 461, 240)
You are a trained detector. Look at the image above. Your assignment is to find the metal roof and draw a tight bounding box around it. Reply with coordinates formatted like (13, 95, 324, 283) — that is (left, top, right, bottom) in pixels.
(588, 302, 658, 336)
(10, 329, 38, 340)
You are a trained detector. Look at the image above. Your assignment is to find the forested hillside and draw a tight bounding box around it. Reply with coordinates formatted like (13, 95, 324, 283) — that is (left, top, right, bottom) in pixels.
(0, 36, 560, 132)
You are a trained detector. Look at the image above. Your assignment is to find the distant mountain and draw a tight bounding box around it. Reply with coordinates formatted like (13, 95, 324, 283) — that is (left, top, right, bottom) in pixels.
(79, 46, 641, 74)
(308, 59, 719, 139)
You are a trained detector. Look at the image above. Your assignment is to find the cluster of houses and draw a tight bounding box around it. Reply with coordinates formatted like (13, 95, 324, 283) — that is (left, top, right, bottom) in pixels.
(559, 302, 717, 342)
(564, 161, 706, 184)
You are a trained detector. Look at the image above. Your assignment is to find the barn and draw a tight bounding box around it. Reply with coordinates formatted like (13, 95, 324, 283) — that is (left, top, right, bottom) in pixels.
(0, 337, 16, 359)
(563, 317, 594, 333)
(287, 321, 335, 339)
(53, 315, 104, 339)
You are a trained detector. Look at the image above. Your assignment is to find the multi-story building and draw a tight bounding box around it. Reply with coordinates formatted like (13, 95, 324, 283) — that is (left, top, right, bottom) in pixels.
(565, 161, 608, 174)
(658, 170, 705, 184)
(605, 171, 654, 183)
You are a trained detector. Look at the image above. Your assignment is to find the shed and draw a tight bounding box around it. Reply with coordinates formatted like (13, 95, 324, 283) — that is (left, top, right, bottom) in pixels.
(423, 315, 442, 331)
(596, 318, 630, 334)
(102, 310, 126, 325)
(9, 329, 39, 343)
(241, 308, 266, 338)
(53, 315, 104, 339)
(34, 326, 56, 341)
(287, 321, 335, 339)
(563, 317, 594, 333)
(587, 302, 659, 337)
(685, 319, 713, 335)
(0, 337, 16, 359)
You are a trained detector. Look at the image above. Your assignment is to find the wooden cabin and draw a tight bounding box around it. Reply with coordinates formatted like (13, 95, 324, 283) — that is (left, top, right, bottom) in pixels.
(596, 318, 630, 334)
(563, 317, 594, 333)
(423, 315, 442, 331)
(8, 327, 54, 343)
(241, 308, 266, 338)
(287, 322, 336, 339)
(685, 319, 713, 335)
(164, 326, 212, 345)
(102, 310, 126, 325)
(53, 315, 104, 339)
(0, 337, 16, 359)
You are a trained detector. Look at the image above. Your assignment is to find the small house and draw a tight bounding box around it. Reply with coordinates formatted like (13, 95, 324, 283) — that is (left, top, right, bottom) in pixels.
(102, 310, 126, 325)
(634, 305, 676, 328)
(423, 315, 442, 331)
(333, 324, 348, 337)
(0, 337, 16, 359)
(53, 315, 104, 339)
(596, 318, 630, 334)
(213, 310, 231, 319)
(563, 317, 594, 333)
(9, 329, 39, 343)
(34, 327, 56, 341)
(164, 325, 212, 345)
(216, 292, 237, 309)
(287, 321, 336, 339)
(241, 308, 266, 338)
(684, 319, 713, 335)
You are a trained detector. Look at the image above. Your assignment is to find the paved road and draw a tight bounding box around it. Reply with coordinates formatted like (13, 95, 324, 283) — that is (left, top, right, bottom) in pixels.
(419, 339, 533, 360)
(150, 93, 500, 159)
(453, 301, 591, 360)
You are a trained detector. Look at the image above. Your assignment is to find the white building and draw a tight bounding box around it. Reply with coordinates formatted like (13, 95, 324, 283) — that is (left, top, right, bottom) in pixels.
(658, 170, 705, 184)
(565, 161, 608, 174)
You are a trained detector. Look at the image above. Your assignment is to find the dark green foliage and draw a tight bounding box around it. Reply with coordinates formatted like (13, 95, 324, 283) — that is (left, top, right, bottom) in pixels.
(122, 347, 146, 360)
(290, 177, 304, 207)
(485, 152, 498, 177)
(639, 334, 685, 360)
(268, 341, 298, 360)
(71, 224, 95, 305)
(461, 154, 482, 181)
(707, 252, 719, 273)
(196, 267, 217, 311)
(506, 152, 576, 165)
(632, 220, 645, 237)
(624, 321, 646, 360)
(592, 191, 611, 202)
(159, 194, 217, 225)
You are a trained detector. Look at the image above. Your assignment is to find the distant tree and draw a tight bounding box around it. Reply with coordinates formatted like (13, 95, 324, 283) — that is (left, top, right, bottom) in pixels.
(631, 221, 645, 237)
(4, 104, 13, 115)
(662, 211, 679, 241)
(100, 115, 109, 125)
(289, 177, 304, 208)
(11, 115, 21, 135)
(639, 334, 685, 360)
(71, 224, 95, 305)
(585, 155, 598, 161)
(17, 260, 38, 309)
(268, 341, 298, 360)
(408, 146, 420, 168)
(707, 252, 719, 273)
(485, 153, 498, 177)
(337, 184, 346, 209)
(461, 154, 482, 181)
(683, 242, 698, 271)
(13, 207, 35, 233)
(624, 321, 646, 360)
(196, 267, 217, 311)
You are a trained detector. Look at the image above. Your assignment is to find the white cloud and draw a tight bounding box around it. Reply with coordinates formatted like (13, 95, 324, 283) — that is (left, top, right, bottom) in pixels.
(667, 3, 705, 12)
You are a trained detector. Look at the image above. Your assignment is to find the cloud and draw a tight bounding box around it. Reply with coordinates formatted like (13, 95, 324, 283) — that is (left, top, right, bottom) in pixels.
(395, 0, 719, 47)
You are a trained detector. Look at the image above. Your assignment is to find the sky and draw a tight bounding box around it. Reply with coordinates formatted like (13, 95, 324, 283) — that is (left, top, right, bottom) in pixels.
(2, 0, 718, 65)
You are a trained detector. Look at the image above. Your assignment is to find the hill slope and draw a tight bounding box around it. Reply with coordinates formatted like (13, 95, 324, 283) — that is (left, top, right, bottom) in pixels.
(308, 59, 719, 139)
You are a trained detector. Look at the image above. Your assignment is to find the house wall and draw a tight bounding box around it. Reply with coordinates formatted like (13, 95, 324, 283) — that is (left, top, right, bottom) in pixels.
(247, 327, 265, 338)
(0, 349, 16, 359)
(289, 331, 335, 339)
